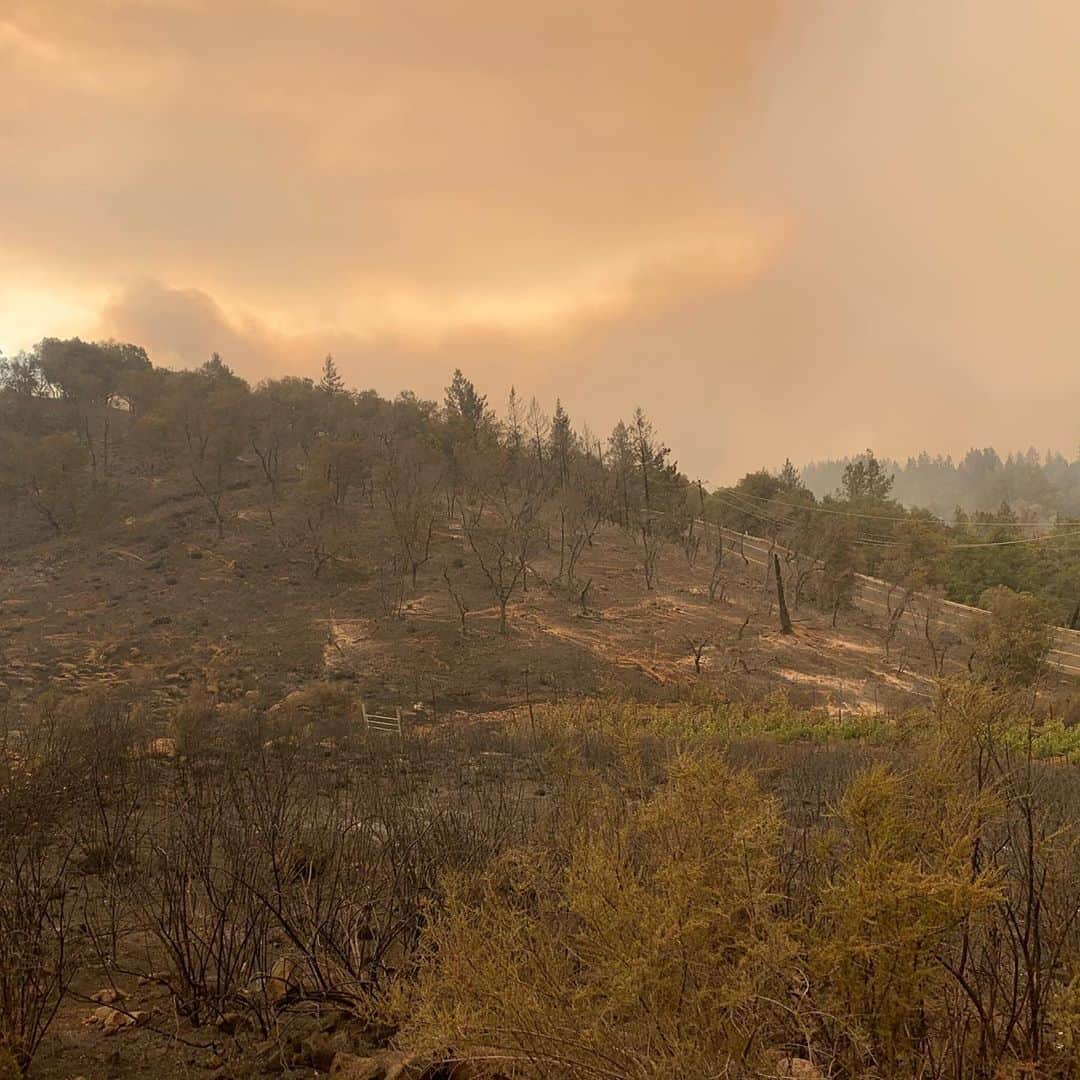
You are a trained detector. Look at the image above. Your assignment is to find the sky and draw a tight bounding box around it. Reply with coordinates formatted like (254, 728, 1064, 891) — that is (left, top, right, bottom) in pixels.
(2, 1, 1080, 483)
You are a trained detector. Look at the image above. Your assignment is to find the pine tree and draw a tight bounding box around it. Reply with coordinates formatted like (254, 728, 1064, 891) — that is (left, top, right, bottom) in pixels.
(444, 369, 489, 434)
(201, 352, 234, 379)
(505, 386, 524, 454)
(319, 353, 345, 396)
(548, 399, 573, 486)
(778, 458, 803, 491)
(608, 420, 634, 528)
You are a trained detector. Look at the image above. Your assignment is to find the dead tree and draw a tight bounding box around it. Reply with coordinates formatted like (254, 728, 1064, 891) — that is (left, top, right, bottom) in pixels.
(578, 578, 593, 616)
(883, 588, 913, 660)
(774, 553, 794, 635)
(707, 525, 725, 602)
(442, 564, 470, 636)
(460, 506, 530, 635)
(920, 591, 956, 675)
(686, 630, 717, 673)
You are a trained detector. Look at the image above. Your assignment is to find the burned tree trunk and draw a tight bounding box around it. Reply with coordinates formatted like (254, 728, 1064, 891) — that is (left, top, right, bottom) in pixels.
(774, 553, 794, 635)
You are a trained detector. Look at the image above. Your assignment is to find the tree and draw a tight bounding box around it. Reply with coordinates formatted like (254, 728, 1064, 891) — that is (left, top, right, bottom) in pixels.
(376, 431, 442, 587)
(0, 354, 45, 398)
(879, 518, 947, 596)
(200, 351, 235, 380)
(818, 522, 858, 627)
(706, 521, 726, 602)
(918, 588, 959, 675)
(973, 586, 1054, 688)
(444, 369, 489, 437)
(607, 420, 634, 528)
(778, 458, 804, 491)
(628, 408, 682, 590)
(774, 553, 794, 634)
(548, 399, 574, 488)
(458, 442, 541, 634)
(318, 354, 345, 396)
(160, 368, 249, 538)
(841, 449, 894, 502)
(0, 432, 90, 534)
(33, 338, 151, 480)
(462, 507, 530, 635)
(504, 386, 525, 458)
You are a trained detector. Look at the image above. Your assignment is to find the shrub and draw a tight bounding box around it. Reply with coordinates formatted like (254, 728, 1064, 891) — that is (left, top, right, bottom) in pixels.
(398, 753, 795, 1077)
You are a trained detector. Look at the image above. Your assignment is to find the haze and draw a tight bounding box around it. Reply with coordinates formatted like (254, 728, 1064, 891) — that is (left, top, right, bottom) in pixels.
(2, 1, 1078, 481)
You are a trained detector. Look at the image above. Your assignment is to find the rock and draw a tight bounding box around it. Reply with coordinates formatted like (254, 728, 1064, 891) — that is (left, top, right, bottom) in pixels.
(265, 955, 303, 1004)
(151, 615, 172, 627)
(104, 1009, 149, 1036)
(776, 1058, 826, 1079)
(82, 1006, 149, 1035)
(82, 1006, 115, 1028)
(90, 987, 126, 1005)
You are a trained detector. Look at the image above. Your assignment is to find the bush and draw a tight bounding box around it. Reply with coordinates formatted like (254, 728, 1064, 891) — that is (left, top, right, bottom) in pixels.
(397, 753, 794, 1077)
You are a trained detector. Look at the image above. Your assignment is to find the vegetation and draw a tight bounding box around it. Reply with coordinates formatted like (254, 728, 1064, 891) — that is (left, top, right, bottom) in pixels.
(712, 450, 1080, 628)
(3, 684, 1080, 1076)
(4, 338, 1080, 1077)
(804, 446, 1080, 520)
(5, 340, 1079, 637)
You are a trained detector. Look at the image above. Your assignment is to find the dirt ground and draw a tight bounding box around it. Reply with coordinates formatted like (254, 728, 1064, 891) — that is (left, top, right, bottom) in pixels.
(2, 467, 1077, 728)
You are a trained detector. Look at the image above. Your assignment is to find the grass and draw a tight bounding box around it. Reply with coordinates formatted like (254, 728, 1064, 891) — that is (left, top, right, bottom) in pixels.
(520, 691, 1080, 764)
(521, 692, 912, 753)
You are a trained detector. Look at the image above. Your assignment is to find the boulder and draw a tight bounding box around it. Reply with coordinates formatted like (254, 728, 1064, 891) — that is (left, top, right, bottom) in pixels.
(82, 1006, 149, 1035)
(264, 955, 303, 1004)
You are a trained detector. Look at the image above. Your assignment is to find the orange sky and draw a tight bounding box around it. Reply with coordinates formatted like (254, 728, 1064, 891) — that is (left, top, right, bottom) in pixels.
(2, 1, 1079, 481)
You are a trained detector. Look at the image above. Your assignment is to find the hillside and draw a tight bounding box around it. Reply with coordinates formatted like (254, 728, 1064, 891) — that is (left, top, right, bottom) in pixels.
(2, 343, 1077, 728)
(4, 448, 1077, 727)
(5, 346, 1080, 1080)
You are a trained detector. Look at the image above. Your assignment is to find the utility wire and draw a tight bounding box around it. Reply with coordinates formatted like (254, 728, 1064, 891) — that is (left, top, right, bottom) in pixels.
(718, 486, 1070, 528)
(713, 490, 1080, 551)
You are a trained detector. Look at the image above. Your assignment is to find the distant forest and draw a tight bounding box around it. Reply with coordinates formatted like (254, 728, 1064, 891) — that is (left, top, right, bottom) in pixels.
(803, 448, 1080, 519)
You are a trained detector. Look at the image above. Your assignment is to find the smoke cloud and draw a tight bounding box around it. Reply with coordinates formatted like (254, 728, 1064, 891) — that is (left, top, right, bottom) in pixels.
(3, 2, 1078, 480)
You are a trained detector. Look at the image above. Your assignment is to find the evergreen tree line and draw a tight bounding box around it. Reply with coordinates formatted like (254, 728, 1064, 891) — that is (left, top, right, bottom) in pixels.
(804, 446, 1080, 519)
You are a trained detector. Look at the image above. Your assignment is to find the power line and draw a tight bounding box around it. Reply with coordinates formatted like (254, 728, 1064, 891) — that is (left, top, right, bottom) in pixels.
(719, 486, 1069, 529)
(950, 531, 1080, 549)
(714, 490, 1080, 551)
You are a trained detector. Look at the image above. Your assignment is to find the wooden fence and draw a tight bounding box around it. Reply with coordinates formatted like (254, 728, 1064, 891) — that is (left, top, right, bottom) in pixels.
(361, 703, 404, 738)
